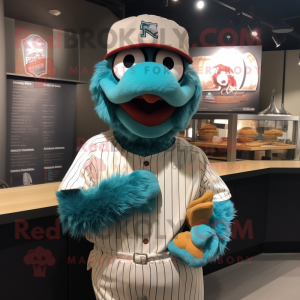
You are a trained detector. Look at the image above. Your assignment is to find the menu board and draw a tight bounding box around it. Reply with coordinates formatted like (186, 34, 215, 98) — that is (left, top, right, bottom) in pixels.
(6, 76, 76, 187)
(190, 46, 262, 113)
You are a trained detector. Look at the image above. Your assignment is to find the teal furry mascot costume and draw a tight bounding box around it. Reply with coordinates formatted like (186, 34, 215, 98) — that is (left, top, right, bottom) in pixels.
(57, 15, 236, 300)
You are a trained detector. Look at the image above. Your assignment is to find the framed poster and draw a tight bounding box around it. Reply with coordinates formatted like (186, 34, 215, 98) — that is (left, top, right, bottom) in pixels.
(6, 76, 76, 187)
(190, 46, 262, 113)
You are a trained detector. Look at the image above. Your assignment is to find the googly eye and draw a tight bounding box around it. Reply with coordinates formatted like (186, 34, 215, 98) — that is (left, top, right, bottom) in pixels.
(113, 48, 146, 80)
(155, 49, 184, 81)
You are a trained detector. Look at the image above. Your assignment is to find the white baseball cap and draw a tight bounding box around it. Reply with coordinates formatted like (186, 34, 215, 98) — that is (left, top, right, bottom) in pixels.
(105, 14, 192, 63)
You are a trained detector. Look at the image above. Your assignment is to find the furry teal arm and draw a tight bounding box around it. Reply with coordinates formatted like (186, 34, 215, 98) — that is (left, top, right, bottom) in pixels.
(56, 170, 160, 238)
(168, 200, 236, 267)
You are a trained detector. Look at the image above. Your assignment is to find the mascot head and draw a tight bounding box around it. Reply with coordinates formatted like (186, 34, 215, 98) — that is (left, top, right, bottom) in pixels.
(90, 15, 202, 148)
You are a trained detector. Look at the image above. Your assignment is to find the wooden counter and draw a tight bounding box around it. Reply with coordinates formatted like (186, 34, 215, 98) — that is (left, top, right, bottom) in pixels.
(209, 160, 300, 177)
(191, 141, 297, 151)
(0, 182, 60, 224)
(1, 160, 300, 223)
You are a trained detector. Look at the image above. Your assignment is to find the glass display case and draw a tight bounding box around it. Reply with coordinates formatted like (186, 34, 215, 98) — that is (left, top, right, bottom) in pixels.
(179, 113, 300, 162)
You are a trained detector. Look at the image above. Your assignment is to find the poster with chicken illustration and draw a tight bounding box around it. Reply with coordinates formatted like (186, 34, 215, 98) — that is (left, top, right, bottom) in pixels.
(190, 46, 262, 113)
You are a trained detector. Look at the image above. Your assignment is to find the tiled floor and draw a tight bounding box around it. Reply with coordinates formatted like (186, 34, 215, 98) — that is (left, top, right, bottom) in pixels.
(204, 254, 300, 300)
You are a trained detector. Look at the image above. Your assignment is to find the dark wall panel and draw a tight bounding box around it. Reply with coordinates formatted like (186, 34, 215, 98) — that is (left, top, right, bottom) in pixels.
(230, 175, 269, 253)
(0, 216, 68, 300)
(67, 237, 94, 300)
(266, 173, 300, 242)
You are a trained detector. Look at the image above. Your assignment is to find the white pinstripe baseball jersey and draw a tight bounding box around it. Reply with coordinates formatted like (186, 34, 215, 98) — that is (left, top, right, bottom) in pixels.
(58, 130, 231, 300)
(58, 129, 231, 254)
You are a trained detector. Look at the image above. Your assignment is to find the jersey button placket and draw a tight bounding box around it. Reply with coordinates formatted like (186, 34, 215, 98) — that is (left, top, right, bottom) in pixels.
(143, 160, 150, 168)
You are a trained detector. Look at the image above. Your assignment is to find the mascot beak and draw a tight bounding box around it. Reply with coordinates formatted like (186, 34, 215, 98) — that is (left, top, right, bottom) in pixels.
(141, 94, 163, 103)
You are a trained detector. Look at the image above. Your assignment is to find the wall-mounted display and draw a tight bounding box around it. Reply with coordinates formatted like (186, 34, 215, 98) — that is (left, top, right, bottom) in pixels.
(5, 18, 80, 81)
(14, 20, 54, 78)
(190, 46, 262, 113)
(6, 76, 76, 187)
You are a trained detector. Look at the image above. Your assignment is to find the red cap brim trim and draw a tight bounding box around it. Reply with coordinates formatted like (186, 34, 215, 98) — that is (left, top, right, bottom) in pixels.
(105, 43, 193, 64)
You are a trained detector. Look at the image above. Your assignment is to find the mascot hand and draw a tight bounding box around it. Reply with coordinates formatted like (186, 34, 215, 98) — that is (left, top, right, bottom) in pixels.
(168, 225, 218, 268)
(168, 192, 235, 268)
(56, 170, 160, 237)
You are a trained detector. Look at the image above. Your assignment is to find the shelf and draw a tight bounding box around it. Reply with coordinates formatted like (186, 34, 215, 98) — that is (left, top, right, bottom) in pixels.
(191, 141, 228, 149)
(6, 73, 89, 84)
(207, 156, 227, 160)
(206, 156, 244, 161)
(192, 113, 300, 121)
(191, 141, 297, 151)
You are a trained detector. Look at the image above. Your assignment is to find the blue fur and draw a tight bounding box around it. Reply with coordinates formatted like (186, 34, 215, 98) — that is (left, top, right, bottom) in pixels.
(168, 200, 236, 268)
(56, 171, 160, 238)
(89, 48, 202, 156)
(100, 61, 196, 106)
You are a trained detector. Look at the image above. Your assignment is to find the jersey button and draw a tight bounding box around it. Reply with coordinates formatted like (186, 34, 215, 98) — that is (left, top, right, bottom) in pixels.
(143, 161, 149, 167)
(143, 238, 149, 244)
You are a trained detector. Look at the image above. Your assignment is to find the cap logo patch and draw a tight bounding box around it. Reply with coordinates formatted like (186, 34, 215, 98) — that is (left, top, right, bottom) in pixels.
(140, 21, 159, 39)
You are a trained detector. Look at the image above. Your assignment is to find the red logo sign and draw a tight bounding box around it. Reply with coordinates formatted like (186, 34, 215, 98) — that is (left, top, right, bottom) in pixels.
(21, 34, 47, 77)
(24, 246, 55, 277)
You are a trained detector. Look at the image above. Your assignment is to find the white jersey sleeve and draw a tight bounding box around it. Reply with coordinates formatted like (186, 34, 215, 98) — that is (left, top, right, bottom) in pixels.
(197, 150, 232, 202)
(58, 143, 95, 191)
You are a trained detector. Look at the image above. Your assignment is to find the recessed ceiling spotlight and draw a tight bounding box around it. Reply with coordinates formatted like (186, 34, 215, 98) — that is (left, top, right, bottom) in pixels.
(273, 22, 293, 34)
(197, 1, 205, 9)
(49, 10, 61, 16)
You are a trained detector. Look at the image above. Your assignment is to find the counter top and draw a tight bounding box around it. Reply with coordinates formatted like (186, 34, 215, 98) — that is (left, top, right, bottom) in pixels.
(0, 182, 60, 224)
(209, 160, 300, 177)
(191, 141, 297, 151)
(1, 160, 300, 223)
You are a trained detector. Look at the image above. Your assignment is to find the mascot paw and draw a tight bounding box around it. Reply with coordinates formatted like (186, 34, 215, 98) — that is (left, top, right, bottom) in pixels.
(173, 231, 204, 259)
(168, 225, 219, 268)
(168, 238, 205, 268)
(186, 191, 214, 227)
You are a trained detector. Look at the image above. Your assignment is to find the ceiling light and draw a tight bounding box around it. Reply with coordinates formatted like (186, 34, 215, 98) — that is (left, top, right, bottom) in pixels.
(273, 22, 293, 33)
(247, 25, 254, 38)
(231, 11, 242, 27)
(197, 1, 204, 9)
(272, 33, 286, 48)
(246, 20, 260, 38)
(49, 10, 61, 16)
